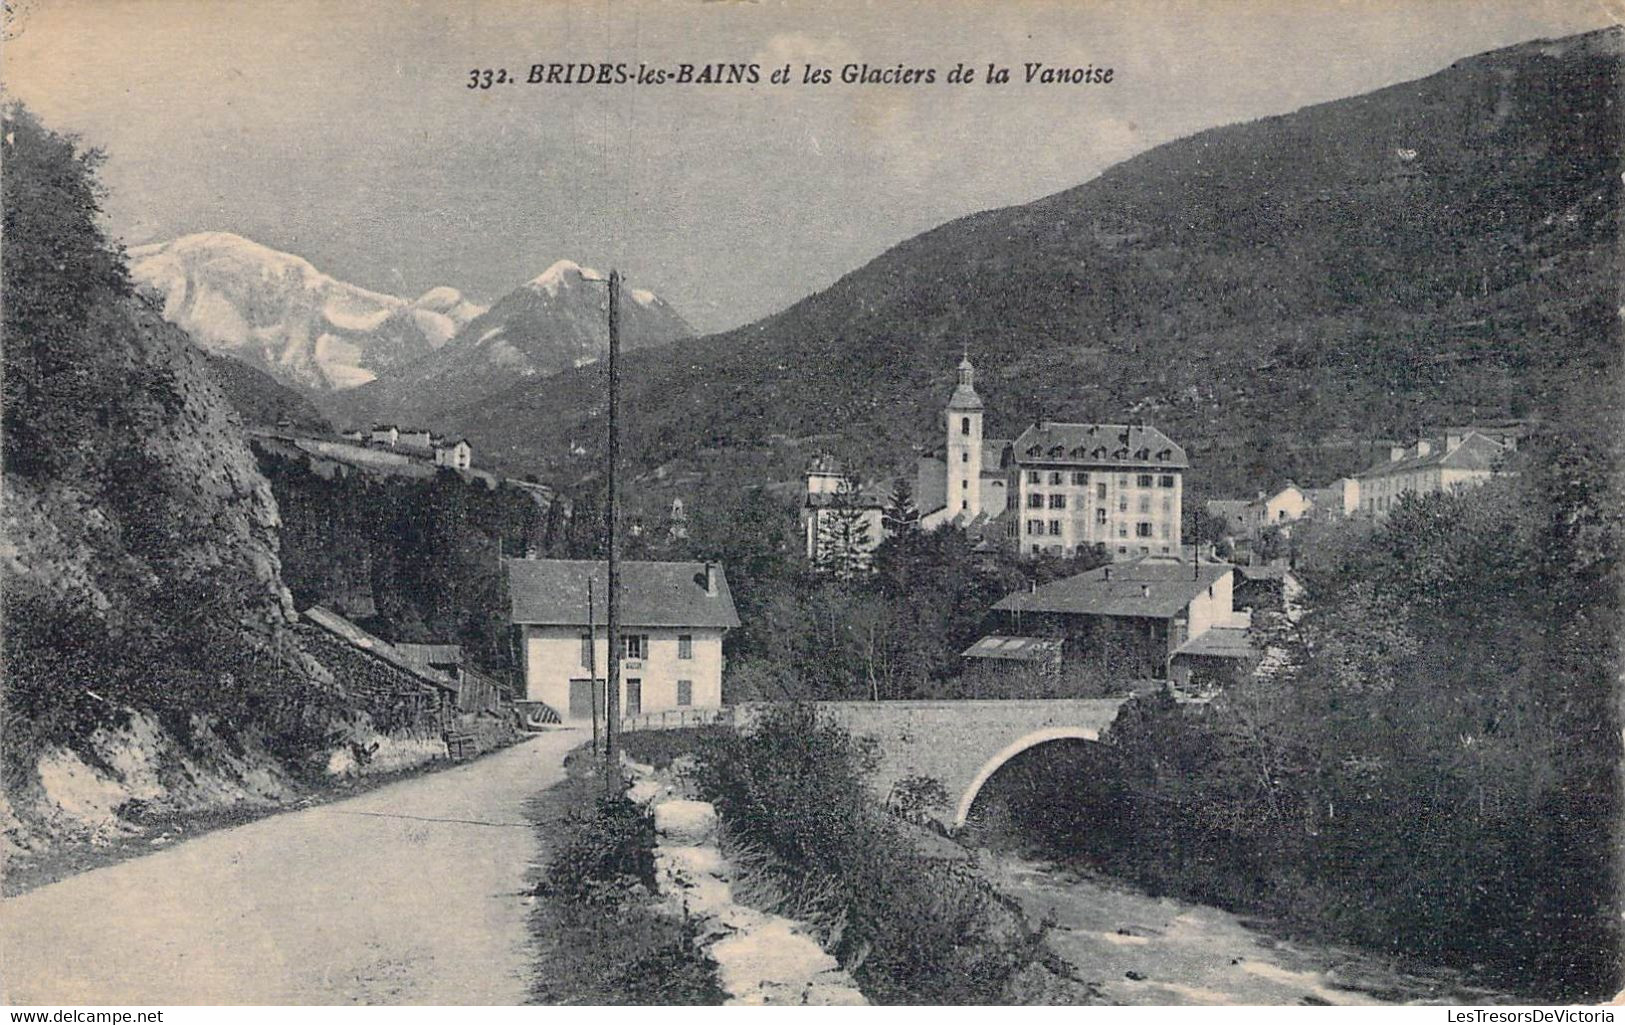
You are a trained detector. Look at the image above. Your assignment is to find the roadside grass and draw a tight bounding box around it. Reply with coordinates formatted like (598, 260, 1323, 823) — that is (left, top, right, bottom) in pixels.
(525, 743, 724, 1005)
(624, 711, 1081, 1005)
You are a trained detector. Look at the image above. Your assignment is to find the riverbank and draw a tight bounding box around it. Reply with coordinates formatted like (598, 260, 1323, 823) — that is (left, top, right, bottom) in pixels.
(990, 855, 1514, 1005)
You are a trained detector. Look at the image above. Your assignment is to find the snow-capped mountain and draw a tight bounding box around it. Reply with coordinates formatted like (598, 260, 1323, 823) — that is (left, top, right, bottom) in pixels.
(346, 259, 692, 422)
(128, 233, 485, 391)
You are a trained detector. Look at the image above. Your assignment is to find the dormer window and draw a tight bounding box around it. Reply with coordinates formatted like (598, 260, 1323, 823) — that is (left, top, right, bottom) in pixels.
(1049, 445, 1064, 457)
(1026, 445, 1041, 457)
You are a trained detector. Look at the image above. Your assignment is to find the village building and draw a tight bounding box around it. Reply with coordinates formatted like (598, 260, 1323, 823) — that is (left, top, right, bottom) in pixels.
(1010, 422, 1186, 559)
(1205, 482, 1316, 543)
(396, 427, 433, 449)
(914, 356, 1186, 560)
(983, 557, 1250, 684)
(433, 437, 473, 469)
(299, 607, 505, 725)
(370, 424, 399, 446)
(507, 559, 740, 723)
(1304, 477, 1361, 519)
(801, 455, 889, 571)
(1356, 431, 1511, 520)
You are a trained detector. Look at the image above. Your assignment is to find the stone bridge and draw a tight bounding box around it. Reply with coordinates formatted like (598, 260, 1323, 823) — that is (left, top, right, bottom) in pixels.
(743, 699, 1127, 828)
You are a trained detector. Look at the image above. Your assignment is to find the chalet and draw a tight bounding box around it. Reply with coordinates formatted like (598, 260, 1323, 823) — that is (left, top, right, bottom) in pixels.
(397, 427, 433, 449)
(987, 557, 1251, 682)
(508, 559, 740, 722)
(370, 424, 399, 445)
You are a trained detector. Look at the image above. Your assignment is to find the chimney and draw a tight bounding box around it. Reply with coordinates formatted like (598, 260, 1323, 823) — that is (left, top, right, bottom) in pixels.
(1389, 445, 1406, 462)
(1414, 440, 1432, 457)
(704, 562, 718, 597)
(1446, 432, 1463, 452)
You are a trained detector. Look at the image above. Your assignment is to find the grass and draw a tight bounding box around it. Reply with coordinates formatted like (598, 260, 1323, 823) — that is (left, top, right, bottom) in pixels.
(525, 743, 724, 1005)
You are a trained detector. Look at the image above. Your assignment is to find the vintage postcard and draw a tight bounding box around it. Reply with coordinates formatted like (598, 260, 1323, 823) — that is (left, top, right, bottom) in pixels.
(1, 0, 1620, 1012)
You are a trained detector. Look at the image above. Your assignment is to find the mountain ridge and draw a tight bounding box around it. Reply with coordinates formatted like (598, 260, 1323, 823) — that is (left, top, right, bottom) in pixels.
(435, 27, 1621, 497)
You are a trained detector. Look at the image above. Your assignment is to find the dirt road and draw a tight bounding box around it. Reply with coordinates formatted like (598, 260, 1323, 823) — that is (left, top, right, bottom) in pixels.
(2, 730, 582, 1005)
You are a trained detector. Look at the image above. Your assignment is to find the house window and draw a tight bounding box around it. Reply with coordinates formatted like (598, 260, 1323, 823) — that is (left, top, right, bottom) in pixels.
(961, 417, 971, 435)
(623, 634, 646, 660)
(1048, 520, 1062, 536)
(1032, 544, 1041, 554)
(1138, 474, 1153, 488)
(1096, 483, 1107, 500)
(1049, 471, 1063, 485)
(1049, 494, 1066, 509)
(1117, 475, 1129, 488)
(1118, 497, 1128, 513)
(1118, 546, 1128, 554)
(1137, 522, 1153, 538)
(1027, 470, 1041, 484)
(677, 679, 693, 706)
(1160, 522, 1170, 539)
(1027, 518, 1043, 535)
(1162, 497, 1172, 513)
(962, 479, 969, 489)
(1159, 475, 1175, 488)
(961, 451, 969, 463)
(1096, 509, 1107, 525)
(678, 635, 693, 660)
(1027, 493, 1044, 509)
(961, 500, 968, 510)
(1117, 524, 1128, 538)
(1138, 496, 1151, 513)
(1072, 472, 1088, 485)
(579, 634, 592, 668)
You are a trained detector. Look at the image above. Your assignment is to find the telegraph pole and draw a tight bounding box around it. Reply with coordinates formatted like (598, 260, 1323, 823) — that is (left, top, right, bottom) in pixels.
(603, 269, 622, 793)
(587, 575, 600, 756)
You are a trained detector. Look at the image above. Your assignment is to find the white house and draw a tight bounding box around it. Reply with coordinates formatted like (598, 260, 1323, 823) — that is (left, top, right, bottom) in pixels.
(434, 437, 473, 469)
(397, 427, 433, 449)
(1356, 431, 1510, 520)
(370, 424, 399, 445)
(801, 455, 888, 571)
(508, 559, 740, 722)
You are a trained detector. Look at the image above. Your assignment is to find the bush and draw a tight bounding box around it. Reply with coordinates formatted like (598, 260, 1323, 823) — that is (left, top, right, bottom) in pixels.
(688, 703, 1041, 1003)
(543, 793, 655, 899)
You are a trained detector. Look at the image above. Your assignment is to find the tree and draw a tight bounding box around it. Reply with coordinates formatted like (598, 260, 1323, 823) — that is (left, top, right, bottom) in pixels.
(812, 478, 875, 579)
(881, 478, 920, 537)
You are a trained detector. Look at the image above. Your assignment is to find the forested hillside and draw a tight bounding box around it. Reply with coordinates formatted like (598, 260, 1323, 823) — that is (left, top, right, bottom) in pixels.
(1, 106, 346, 850)
(442, 28, 1620, 498)
(252, 443, 562, 677)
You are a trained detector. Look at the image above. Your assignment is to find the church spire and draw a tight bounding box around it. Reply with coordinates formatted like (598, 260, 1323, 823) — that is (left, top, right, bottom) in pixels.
(949, 350, 982, 410)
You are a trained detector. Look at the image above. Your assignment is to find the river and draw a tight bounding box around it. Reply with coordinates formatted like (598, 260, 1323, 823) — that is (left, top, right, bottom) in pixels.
(988, 855, 1513, 1005)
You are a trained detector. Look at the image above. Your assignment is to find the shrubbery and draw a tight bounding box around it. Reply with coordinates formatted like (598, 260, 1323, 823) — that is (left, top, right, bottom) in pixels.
(687, 704, 1042, 1003)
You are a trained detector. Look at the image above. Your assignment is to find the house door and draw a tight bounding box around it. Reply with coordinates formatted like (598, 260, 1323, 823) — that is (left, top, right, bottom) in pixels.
(625, 679, 642, 717)
(568, 679, 597, 720)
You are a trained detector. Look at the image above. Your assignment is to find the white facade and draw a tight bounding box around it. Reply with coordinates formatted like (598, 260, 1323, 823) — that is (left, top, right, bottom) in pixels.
(521, 624, 725, 720)
(1016, 463, 1183, 558)
(434, 440, 473, 469)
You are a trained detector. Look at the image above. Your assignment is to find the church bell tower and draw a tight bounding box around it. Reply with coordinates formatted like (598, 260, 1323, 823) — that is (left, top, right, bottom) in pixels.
(946, 354, 984, 519)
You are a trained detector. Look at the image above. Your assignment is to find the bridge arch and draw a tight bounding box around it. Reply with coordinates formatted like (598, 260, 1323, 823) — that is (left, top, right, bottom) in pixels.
(952, 726, 1102, 828)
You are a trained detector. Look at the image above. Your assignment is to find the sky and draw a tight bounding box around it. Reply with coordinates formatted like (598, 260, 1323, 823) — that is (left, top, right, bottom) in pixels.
(4, 0, 1615, 333)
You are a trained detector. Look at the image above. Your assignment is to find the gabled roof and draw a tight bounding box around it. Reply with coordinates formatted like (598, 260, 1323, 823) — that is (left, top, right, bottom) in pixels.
(1172, 626, 1256, 660)
(303, 606, 459, 694)
(961, 635, 1063, 662)
(1012, 422, 1189, 469)
(1358, 432, 1508, 479)
(507, 559, 740, 629)
(993, 558, 1232, 620)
